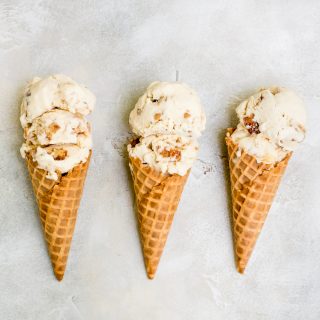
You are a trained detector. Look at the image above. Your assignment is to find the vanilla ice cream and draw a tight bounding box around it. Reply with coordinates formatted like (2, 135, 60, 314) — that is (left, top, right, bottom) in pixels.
(128, 81, 205, 176)
(32, 145, 91, 181)
(231, 87, 306, 163)
(20, 74, 95, 127)
(24, 110, 92, 148)
(128, 135, 198, 176)
(20, 74, 94, 180)
(129, 82, 206, 137)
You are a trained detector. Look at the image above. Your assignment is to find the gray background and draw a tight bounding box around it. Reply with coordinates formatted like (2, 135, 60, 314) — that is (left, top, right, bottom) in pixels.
(1, 0, 320, 319)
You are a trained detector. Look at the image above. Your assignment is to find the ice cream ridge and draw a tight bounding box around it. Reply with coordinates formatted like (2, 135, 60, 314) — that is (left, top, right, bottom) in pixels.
(128, 81, 206, 279)
(20, 74, 95, 280)
(225, 87, 306, 273)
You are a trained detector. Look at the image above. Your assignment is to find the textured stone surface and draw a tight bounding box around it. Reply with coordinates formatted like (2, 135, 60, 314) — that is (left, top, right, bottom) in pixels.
(0, 1, 319, 319)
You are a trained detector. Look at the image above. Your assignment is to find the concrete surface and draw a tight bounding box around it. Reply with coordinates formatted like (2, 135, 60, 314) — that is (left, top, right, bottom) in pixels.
(0, 0, 320, 319)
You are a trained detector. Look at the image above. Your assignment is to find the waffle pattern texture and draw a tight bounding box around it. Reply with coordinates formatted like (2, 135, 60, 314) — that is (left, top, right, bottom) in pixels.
(129, 157, 189, 279)
(26, 152, 91, 280)
(226, 129, 291, 273)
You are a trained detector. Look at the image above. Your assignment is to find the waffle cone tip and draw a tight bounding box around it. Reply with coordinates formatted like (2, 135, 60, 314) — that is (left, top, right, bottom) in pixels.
(52, 256, 67, 281)
(147, 270, 155, 280)
(236, 260, 246, 274)
(145, 256, 160, 279)
(54, 271, 64, 281)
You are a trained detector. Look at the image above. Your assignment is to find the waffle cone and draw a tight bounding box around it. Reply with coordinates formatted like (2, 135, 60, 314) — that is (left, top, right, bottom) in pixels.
(129, 157, 189, 279)
(226, 129, 291, 273)
(26, 152, 91, 281)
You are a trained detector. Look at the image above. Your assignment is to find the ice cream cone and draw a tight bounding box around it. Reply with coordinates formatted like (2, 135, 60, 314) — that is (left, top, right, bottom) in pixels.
(226, 129, 291, 273)
(26, 151, 91, 281)
(129, 156, 189, 279)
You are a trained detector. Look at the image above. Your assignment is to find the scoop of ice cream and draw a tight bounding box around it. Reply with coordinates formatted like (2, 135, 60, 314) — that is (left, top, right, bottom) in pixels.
(20, 74, 94, 180)
(20, 74, 95, 127)
(32, 144, 90, 180)
(129, 81, 206, 137)
(231, 87, 306, 163)
(128, 134, 198, 176)
(24, 110, 92, 148)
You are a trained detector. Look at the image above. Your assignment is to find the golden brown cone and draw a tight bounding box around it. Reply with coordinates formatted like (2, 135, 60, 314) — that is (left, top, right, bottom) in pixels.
(129, 157, 189, 279)
(226, 129, 291, 273)
(26, 152, 91, 281)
